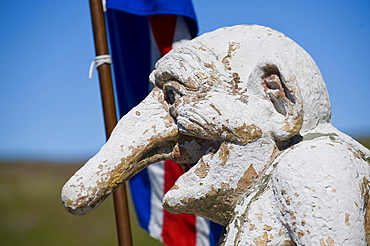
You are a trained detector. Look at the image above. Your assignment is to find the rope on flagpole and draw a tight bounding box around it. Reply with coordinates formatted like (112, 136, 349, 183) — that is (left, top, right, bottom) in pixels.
(102, 0, 107, 12)
(89, 54, 112, 79)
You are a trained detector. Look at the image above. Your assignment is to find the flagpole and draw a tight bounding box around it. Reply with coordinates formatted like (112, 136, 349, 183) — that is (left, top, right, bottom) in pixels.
(89, 0, 133, 245)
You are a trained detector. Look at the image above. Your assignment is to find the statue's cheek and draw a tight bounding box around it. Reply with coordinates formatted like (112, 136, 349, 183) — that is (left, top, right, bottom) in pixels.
(170, 102, 220, 138)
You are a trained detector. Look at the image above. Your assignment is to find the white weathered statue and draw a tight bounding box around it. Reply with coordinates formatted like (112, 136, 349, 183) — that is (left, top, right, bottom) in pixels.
(62, 25, 370, 245)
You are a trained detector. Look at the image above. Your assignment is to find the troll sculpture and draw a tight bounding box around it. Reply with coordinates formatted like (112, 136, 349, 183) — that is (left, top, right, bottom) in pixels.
(62, 25, 370, 245)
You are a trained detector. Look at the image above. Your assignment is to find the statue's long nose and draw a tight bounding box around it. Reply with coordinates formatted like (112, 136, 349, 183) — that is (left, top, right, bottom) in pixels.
(61, 88, 178, 215)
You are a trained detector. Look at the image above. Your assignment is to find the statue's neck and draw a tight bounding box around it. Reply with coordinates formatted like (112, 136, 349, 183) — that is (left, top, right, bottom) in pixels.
(225, 135, 279, 177)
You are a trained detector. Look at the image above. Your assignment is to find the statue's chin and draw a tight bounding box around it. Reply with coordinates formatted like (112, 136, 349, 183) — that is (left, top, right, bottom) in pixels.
(162, 144, 235, 226)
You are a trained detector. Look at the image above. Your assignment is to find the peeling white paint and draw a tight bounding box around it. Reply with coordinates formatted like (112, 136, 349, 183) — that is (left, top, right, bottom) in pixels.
(62, 25, 370, 245)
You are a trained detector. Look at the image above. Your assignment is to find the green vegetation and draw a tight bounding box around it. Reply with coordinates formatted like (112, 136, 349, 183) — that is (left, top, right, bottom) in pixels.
(0, 162, 164, 246)
(357, 137, 370, 149)
(1, 137, 369, 245)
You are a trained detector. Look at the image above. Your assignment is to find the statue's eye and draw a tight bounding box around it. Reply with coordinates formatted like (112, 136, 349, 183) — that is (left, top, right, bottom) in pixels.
(167, 88, 182, 105)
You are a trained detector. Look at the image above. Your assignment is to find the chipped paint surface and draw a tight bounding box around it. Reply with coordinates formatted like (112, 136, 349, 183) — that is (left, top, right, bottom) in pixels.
(361, 176, 370, 244)
(61, 88, 179, 215)
(62, 25, 370, 245)
(269, 132, 370, 245)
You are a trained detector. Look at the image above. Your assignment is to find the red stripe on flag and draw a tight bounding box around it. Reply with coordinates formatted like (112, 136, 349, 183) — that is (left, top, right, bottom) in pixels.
(162, 160, 196, 246)
(148, 15, 177, 56)
(150, 15, 197, 246)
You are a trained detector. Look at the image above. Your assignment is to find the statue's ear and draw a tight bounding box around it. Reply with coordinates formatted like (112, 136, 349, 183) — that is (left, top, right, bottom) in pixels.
(262, 64, 295, 117)
(248, 61, 303, 143)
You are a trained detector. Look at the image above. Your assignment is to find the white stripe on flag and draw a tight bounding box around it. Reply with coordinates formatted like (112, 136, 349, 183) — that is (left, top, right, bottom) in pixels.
(148, 26, 160, 93)
(147, 161, 165, 241)
(196, 216, 211, 246)
(149, 25, 161, 72)
(173, 16, 192, 50)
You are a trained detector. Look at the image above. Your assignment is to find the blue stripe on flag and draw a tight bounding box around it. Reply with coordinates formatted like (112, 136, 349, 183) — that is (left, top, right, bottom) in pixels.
(209, 221, 224, 245)
(107, 0, 198, 20)
(106, 9, 153, 231)
(129, 168, 152, 231)
(106, 10, 152, 115)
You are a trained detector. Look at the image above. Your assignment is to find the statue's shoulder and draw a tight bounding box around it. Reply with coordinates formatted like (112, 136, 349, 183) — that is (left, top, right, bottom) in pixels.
(269, 126, 369, 246)
(273, 125, 370, 181)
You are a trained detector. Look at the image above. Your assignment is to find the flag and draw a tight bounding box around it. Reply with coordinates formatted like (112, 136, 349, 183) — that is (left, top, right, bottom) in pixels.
(105, 1, 224, 245)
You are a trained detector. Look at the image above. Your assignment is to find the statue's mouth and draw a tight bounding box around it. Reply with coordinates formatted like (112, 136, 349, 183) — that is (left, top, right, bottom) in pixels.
(172, 137, 221, 173)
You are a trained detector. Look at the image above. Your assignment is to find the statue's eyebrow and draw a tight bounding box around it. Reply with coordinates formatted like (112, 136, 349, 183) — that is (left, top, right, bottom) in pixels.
(158, 72, 191, 89)
(155, 72, 181, 87)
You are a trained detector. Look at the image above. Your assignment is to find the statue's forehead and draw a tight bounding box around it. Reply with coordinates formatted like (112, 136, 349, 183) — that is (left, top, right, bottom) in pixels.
(152, 25, 300, 93)
(153, 42, 229, 91)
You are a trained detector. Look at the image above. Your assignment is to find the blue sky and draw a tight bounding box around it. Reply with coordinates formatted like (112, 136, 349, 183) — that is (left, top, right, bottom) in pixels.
(0, 0, 369, 161)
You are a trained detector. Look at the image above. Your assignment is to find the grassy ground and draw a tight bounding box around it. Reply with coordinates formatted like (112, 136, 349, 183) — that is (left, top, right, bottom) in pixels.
(357, 137, 370, 150)
(1, 138, 369, 246)
(0, 161, 164, 246)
